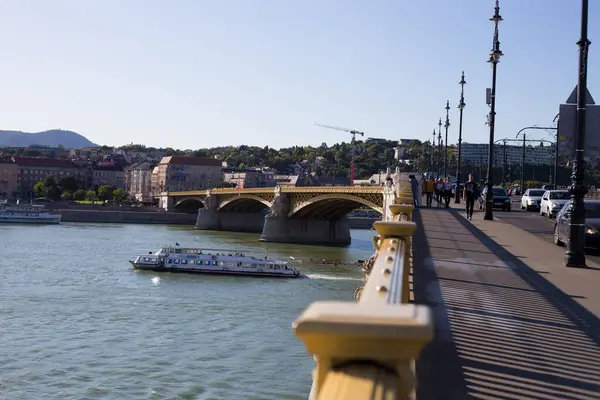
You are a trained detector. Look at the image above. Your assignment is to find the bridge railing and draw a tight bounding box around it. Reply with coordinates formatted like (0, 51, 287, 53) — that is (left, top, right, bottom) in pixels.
(293, 180, 433, 399)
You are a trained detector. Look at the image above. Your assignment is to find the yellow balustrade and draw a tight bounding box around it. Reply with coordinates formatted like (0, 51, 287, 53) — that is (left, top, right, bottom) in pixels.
(293, 216, 433, 400)
(389, 204, 414, 222)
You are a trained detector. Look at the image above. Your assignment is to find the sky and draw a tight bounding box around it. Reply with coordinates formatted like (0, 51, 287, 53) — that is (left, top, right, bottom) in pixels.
(0, 0, 597, 150)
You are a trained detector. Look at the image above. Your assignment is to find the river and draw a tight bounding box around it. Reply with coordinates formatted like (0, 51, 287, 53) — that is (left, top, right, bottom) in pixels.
(0, 223, 375, 400)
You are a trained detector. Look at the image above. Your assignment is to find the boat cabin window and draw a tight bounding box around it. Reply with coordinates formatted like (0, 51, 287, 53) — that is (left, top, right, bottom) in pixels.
(189, 260, 195, 264)
(167, 259, 173, 264)
(212, 261, 218, 266)
(174, 259, 180, 264)
(181, 260, 187, 264)
(227, 262, 234, 267)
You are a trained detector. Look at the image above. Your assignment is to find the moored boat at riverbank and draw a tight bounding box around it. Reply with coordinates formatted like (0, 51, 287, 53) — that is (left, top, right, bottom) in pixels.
(0, 200, 62, 224)
(130, 245, 301, 278)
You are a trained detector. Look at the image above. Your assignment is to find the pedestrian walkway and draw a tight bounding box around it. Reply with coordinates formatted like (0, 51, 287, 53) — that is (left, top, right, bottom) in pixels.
(412, 205, 600, 400)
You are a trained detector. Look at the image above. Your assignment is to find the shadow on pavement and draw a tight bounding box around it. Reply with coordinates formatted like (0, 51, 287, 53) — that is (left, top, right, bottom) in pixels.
(411, 208, 600, 399)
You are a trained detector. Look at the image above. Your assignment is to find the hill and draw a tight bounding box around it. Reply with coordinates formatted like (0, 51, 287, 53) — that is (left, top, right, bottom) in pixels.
(0, 129, 97, 149)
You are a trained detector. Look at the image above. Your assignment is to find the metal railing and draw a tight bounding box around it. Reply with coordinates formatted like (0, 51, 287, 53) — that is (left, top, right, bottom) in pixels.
(293, 179, 433, 399)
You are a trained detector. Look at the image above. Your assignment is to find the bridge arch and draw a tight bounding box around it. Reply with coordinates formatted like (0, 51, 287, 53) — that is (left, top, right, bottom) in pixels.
(219, 195, 272, 213)
(174, 198, 205, 213)
(289, 193, 383, 220)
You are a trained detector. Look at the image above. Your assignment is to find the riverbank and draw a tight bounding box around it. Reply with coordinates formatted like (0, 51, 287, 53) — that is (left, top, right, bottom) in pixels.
(57, 209, 197, 224)
(54, 208, 379, 228)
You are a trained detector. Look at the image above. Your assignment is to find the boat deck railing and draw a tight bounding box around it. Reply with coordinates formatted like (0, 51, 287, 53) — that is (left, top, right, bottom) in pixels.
(293, 177, 433, 399)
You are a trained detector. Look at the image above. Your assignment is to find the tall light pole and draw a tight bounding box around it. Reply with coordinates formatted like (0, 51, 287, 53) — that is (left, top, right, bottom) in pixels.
(437, 119, 442, 178)
(566, 0, 590, 268)
(432, 129, 436, 176)
(444, 101, 450, 178)
(484, 0, 503, 221)
(455, 72, 466, 203)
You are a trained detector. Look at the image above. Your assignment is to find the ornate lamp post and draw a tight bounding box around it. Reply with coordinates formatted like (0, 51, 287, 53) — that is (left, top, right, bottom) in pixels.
(455, 72, 466, 203)
(437, 119, 443, 178)
(484, 0, 503, 221)
(432, 129, 436, 176)
(444, 101, 450, 178)
(566, 0, 590, 268)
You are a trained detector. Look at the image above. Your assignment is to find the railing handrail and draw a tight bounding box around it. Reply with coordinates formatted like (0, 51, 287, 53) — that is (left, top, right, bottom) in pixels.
(293, 177, 433, 399)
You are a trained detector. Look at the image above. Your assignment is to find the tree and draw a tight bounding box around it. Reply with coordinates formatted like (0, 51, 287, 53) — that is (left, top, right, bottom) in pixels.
(60, 192, 72, 201)
(73, 189, 86, 201)
(85, 190, 97, 202)
(112, 188, 125, 202)
(33, 182, 47, 198)
(43, 175, 57, 188)
(58, 176, 79, 192)
(47, 185, 62, 200)
(238, 163, 246, 169)
(97, 185, 116, 201)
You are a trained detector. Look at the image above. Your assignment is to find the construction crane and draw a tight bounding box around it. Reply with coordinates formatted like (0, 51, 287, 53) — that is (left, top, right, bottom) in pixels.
(314, 123, 365, 185)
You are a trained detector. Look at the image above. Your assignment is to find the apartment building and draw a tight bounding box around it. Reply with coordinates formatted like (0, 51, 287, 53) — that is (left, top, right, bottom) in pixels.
(0, 158, 18, 199)
(92, 161, 125, 189)
(125, 162, 154, 202)
(15, 157, 87, 196)
(455, 143, 554, 166)
(222, 168, 276, 188)
(152, 156, 222, 192)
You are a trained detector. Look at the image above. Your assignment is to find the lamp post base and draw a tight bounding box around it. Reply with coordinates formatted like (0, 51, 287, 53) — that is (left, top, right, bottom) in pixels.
(565, 250, 586, 268)
(454, 196, 460, 204)
(483, 202, 494, 220)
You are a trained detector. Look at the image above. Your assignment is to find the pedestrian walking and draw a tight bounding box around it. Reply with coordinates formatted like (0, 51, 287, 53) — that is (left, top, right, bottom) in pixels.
(443, 178, 452, 208)
(409, 175, 420, 208)
(423, 176, 435, 207)
(463, 173, 478, 220)
(435, 178, 444, 207)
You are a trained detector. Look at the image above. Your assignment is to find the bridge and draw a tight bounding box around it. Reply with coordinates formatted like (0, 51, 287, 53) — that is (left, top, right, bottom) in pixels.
(159, 185, 397, 245)
(293, 174, 600, 399)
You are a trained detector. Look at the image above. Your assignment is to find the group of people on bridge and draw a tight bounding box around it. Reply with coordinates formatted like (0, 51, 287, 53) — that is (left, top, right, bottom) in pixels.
(408, 174, 479, 219)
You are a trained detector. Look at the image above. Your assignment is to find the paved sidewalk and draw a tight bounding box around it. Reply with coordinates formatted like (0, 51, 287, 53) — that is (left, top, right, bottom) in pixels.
(412, 205, 600, 400)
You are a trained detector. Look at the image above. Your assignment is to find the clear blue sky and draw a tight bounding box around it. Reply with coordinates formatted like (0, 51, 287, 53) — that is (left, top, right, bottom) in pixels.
(0, 0, 597, 150)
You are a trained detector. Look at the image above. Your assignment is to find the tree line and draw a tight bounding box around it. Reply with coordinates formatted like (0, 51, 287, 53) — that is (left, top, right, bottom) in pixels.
(33, 175, 126, 203)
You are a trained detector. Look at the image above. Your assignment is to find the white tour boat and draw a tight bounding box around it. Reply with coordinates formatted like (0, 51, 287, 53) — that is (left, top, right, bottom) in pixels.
(130, 245, 301, 278)
(0, 199, 62, 224)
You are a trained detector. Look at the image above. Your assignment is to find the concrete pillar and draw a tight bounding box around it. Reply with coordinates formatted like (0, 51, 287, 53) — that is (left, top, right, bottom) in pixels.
(259, 188, 351, 246)
(158, 192, 174, 211)
(194, 194, 268, 233)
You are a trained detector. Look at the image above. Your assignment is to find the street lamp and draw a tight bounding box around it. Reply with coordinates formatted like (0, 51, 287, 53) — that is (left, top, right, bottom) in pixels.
(444, 101, 450, 178)
(484, 0, 503, 221)
(566, 0, 590, 268)
(455, 71, 466, 204)
(432, 129, 436, 176)
(437, 119, 442, 178)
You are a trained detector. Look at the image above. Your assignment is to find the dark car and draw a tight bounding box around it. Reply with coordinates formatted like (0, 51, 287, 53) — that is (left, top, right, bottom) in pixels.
(554, 199, 600, 250)
(478, 186, 511, 211)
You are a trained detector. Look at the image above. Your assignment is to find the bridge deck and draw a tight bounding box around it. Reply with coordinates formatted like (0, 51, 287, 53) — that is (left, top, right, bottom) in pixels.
(412, 205, 600, 399)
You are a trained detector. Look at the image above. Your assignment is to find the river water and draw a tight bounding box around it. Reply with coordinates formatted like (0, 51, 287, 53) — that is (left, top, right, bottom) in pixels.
(0, 223, 375, 400)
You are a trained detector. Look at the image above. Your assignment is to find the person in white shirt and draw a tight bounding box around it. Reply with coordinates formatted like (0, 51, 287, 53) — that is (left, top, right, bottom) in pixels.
(443, 178, 452, 208)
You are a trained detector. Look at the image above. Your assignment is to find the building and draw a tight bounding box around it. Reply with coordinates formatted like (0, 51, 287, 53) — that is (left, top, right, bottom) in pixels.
(455, 143, 554, 167)
(222, 168, 276, 188)
(125, 162, 154, 202)
(0, 158, 18, 199)
(15, 157, 87, 196)
(92, 161, 125, 189)
(152, 156, 222, 192)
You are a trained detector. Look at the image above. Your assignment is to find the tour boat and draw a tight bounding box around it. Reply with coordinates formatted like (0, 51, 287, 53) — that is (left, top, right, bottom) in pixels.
(130, 245, 301, 278)
(0, 199, 62, 224)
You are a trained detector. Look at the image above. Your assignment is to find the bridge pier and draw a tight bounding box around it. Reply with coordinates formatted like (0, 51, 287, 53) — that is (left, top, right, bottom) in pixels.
(195, 210, 266, 233)
(260, 215, 351, 246)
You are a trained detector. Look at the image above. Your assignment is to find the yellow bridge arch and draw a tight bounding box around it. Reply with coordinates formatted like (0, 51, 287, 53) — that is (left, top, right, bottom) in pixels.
(289, 193, 383, 219)
(219, 194, 273, 212)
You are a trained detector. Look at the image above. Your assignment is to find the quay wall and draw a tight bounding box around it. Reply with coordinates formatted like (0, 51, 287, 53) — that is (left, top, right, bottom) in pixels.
(57, 209, 197, 225)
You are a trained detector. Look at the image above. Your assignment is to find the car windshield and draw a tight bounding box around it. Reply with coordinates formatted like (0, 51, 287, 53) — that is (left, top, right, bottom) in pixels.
(492, 188, 507, 196)
(550, 191, 570, 200)
(529, 190, 545, 196)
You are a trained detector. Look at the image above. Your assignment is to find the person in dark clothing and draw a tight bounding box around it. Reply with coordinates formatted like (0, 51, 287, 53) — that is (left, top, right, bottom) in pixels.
(462, 174, 477, 219)
(409, 175, 420, 208)
(463, 174, 478, 220)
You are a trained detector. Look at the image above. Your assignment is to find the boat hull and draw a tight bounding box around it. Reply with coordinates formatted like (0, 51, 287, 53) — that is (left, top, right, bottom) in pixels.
(130, 261, 301, 278)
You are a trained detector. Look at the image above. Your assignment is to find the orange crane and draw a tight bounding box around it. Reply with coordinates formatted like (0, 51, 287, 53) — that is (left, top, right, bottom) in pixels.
(314, 123, 365, 185)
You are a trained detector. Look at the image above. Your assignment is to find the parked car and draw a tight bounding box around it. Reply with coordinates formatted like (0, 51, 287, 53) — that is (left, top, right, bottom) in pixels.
(541, 184, 555, 191)
(520, 189, 545, 211)
(554, 199, 600, 250)
(540, 190, 570, 218)
(478, 186, 511, 211)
